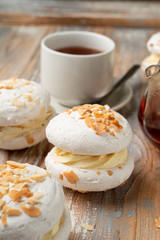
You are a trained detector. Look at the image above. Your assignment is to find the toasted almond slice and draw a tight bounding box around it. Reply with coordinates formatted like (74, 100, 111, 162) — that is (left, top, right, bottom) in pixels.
(23, 94, 32, 101)
(26, 134, 34, 144)
(12, 97, 26, 107)
(0, 182, 9, 187)
(34, 99, 39, 103)
(81, 223, 95, 231)
(29, 172, 48, 182)
(28, 197, 41, 205)
(34, 192, 44, 199)
(7, 161, 26, 169)
(12, 168, 29, 175)
(85, 117, 94, 129)
(16, 177, 32, 183)
(5, 206, 22, 216)
(63, 170, 78, 184)
(107, 170, 113, 176)
(0, 199, 5, 209)
(0, 165, 7, 169)
(95, 124, 106, 135)
(59, 173, 63, 180)
(20, 202, 41, 217)
(0, 175, 14, 183)
(1, 214, 7, 226)
(13, 182, 24, 190)
(22, 81, 30, 86)
(0, 170, 14, 175)
(0, 186, 9, 195)
(9, 186, 33, 202)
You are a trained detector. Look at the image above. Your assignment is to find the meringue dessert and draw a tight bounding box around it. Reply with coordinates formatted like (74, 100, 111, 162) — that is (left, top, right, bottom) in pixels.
(45, 104, 134, 192)
(142, 32, 160, 71)
(0, 77, 53, 150)
(0, 161, 71, 240)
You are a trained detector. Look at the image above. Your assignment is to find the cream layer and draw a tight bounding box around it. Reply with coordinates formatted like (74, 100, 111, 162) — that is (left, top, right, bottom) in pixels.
(54, 147, 127, 169)
(0, 108, 52, 142)
(41, 220, 60, 240)
(144, 53, 160, 64)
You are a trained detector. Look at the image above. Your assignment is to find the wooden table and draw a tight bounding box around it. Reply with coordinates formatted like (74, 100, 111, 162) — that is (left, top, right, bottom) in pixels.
(0, 1, 160, 239)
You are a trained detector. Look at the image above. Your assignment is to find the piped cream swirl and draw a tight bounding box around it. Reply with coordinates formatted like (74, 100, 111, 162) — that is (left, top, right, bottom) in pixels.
(54, 147, 127, 169)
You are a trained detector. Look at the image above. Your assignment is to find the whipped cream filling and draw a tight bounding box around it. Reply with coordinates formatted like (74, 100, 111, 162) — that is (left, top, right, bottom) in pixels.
(0, 108, 52, 142)
(54, 147, 127, 169)
(144, 53, 160, 64)
(41, 219, 60, 240)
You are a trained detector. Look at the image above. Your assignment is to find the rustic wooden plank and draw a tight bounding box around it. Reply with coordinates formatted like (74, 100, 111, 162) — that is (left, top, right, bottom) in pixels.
(0, 25, 159, 239)
(0, 1, 160, 27)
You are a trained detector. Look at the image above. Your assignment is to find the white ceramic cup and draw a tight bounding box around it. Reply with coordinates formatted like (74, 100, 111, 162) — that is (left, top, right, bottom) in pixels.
(41, 31, 115, 107)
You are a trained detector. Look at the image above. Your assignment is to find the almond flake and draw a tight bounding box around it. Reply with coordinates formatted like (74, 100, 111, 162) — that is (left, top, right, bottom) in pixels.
(0, 165, 7, 169)
(59, 173, 63, 180)
(20, 202, 41, 217)
(1, 214, 7, 226)
(34, 99, 39, 103)
(0, 186, 9, 195)
(118, 166, 122, 169)
(34, 192, 44, 199)
(22, 82, 30, 86)
(85, 117, 94, 128)
(0, 199, 5, 209)
(12, 97, 26, 107)
(29, 172, 48, 182)
(26, 134, 34, 144)
(107, 170, 113, 176)
(82, 223, 95, 231)
(9, 186, 33, 202)
(0, 182, 9, 187)
(23, 95, 32, 102)
(13, 182, 24, 190)
(63, 170, 78, 184)
(95, 124, 106, 135)
(5, 206, 22, 216)
(28, 197, 41, 205)
(7, 161, 26, 169)
(12, 168, 29, 175)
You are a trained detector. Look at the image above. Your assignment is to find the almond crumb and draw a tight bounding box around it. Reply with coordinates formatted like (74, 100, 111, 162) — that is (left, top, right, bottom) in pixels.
(20, 202, 41, 217)
(9, 186, 33, 202)
(7, 161, 26, 169)
(1, 214, 7, 226)
(29, 172, 48, 182)
(26, 134, 34, 144)
(82, 223, 94, 231)
(59, 173, 63, 180)
(12, 97, 26, 107)
(118, 166, 122, 169)
(107, 170, 113, 176)
(23, 95, 32, 102)
(5, 206, 22, 216)
(0, 165, 7, 169)
(63, 170, 78, 184)
(0, 199, 5, 209)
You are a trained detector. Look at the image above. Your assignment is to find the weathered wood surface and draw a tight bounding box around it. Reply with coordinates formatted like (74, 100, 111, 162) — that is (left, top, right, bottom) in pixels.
(0, 1, 160, 27)
(0, 20, 160, 240)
